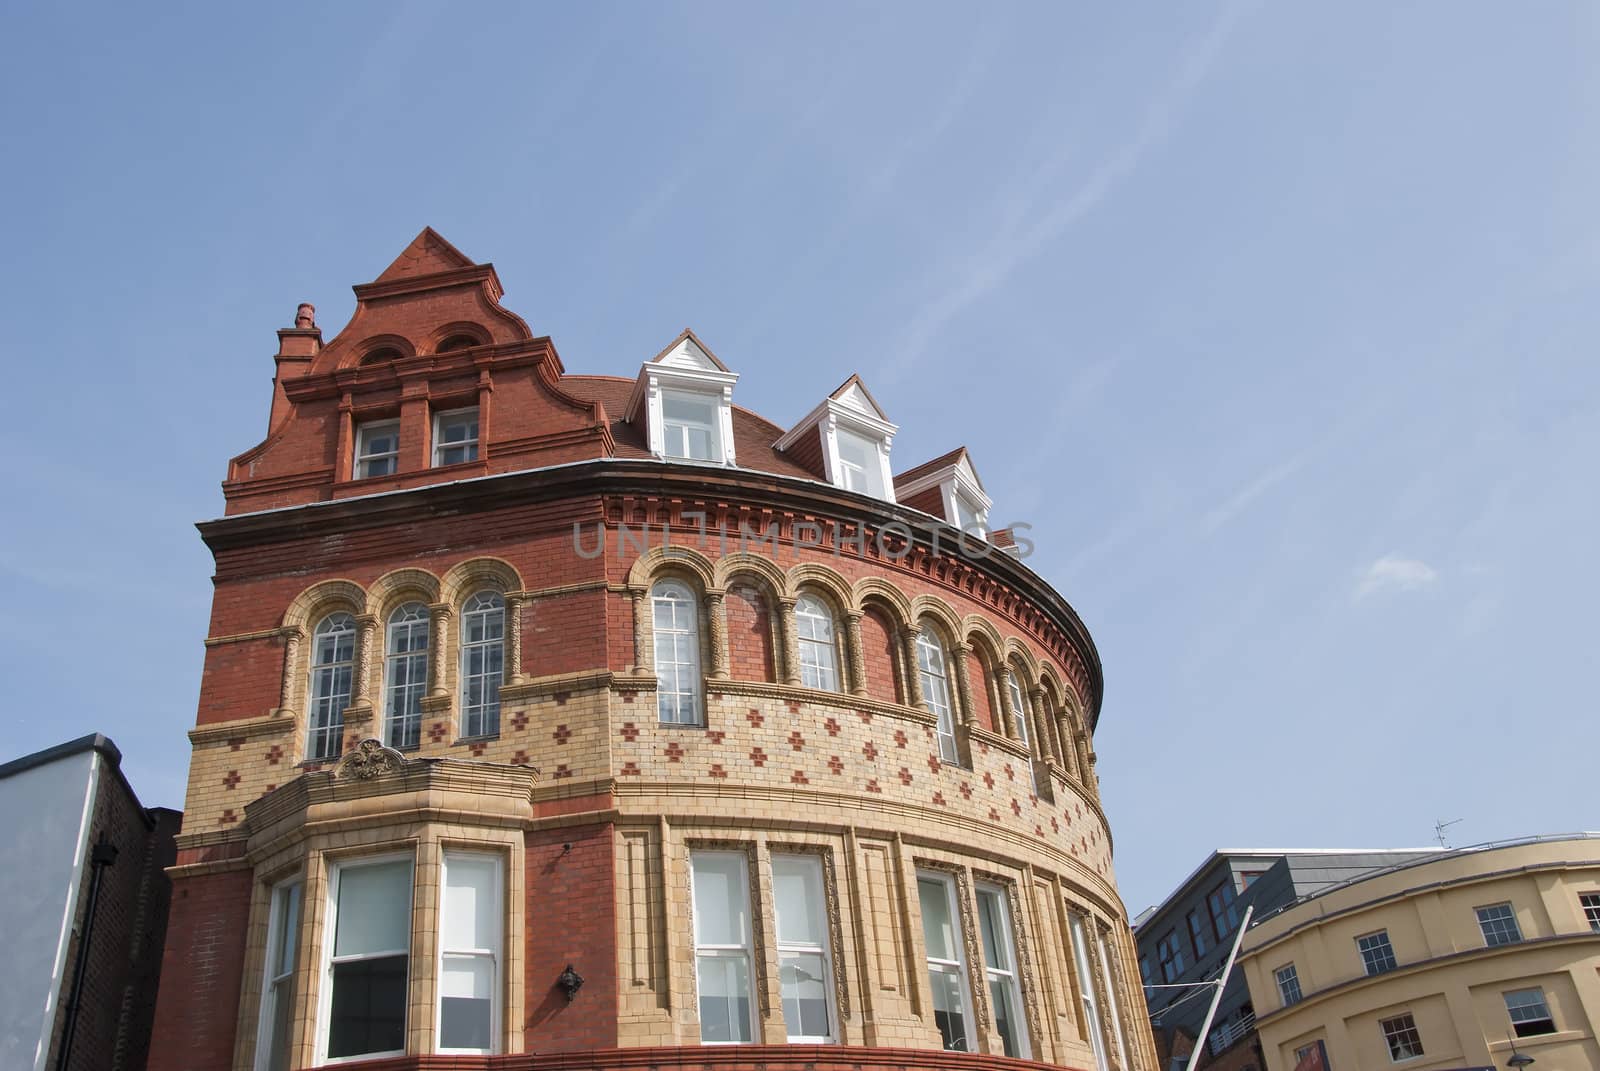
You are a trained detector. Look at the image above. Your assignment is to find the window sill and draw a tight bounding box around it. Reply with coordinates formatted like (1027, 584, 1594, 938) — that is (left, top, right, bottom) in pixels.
(453, 733, 500, 746)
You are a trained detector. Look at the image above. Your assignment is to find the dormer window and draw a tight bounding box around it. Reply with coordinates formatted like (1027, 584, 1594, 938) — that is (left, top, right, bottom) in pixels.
(433, 407, 479, 466)
(626, 329, 739, 466)
(354, 420, 400, 479)
(835, 428, 888, 498)
(775, 374, 897, 502)
(894, 447, 992, 536)
(661, 390, 723, 462)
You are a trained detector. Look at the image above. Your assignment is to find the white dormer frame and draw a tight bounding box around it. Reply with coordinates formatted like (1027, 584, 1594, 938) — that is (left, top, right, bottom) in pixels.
(625, 332, 740, 466)
(896, 452, 993, 535)
(774, 377, 898, 502)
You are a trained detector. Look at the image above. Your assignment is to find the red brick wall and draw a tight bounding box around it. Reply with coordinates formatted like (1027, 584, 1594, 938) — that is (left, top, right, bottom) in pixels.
(858, 608, 901, 706)
(967, 650, 1000, 734)
(146, 869, 254, 1071)
(724, 582, 776, 681)
(523, 824, 618, 1052)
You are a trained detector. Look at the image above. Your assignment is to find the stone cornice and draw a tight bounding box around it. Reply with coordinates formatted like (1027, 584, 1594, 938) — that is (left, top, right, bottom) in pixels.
(197, 459, 1105, 725)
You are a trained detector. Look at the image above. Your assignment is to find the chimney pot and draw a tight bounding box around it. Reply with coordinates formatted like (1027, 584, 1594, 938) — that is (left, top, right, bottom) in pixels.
(295, 303, 316, 329)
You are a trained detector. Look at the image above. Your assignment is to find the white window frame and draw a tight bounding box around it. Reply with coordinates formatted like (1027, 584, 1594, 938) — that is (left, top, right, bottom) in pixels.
(254, 879, 302, 1071)
(1582, 891, 1600, 931)
(771, 853, 837, 1043)
(1069, 912, 1111, 1071)
(384, 603, 430, 750)
(1504, 986, 1556, 1037)
(432, 407, 480, 467)
(918, 871, 975, 1053)
(652, 579, 703, 725)
(660, 388, 726, 463)
(794, 594, 840, 693)
(976, 883, 1030, 1059)
(1379, 1012, 1424, 1062)
(828, 422, 894, 500)
(1357, 929, 1398, 975)
(917, 631, 959, 764)
(354, 419, 401, 479)
(458, 591, 504, 738)
(318, 854, 414, 1065)
(436, 851, 502, 1055)
(1275, 962, 1302, 1006)
(1476, 901, 1523, 947)
(307, 612, 356, 762)
(689, 850, 758, 1045)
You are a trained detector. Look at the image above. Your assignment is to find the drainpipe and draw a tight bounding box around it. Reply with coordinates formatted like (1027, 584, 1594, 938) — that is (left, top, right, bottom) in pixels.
(56, 838, 119, 1071)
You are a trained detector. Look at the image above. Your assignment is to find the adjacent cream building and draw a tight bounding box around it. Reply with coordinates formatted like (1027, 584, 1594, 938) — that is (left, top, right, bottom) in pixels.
(1238, 833, 1600, 1071)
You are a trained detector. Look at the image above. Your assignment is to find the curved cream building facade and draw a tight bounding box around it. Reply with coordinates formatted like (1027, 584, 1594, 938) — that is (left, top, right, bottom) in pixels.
(1239, 834, 1600, 1071)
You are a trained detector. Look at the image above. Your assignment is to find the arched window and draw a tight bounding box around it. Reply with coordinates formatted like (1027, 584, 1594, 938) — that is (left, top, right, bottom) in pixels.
(916, 630, 958, 763)
(459, 591, 505, 738)
(794, 594, 839, 692)
(307, 613, 356, 761)
(652, 580, 702, 724)
(384, 603, 430, 749)
(360, 346, 404, 366)
(1005, 670, 1031, 749)
(436, 334, 480, 353)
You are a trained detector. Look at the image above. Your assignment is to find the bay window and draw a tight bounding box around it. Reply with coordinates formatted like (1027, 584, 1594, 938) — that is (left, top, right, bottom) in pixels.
(1069, 913, 1111, 1071)
(255, 880, 302, 1071)
(323, 857, 412, 1061)
(690, 851, 757, 1043)
(438, 852, 501, 1053)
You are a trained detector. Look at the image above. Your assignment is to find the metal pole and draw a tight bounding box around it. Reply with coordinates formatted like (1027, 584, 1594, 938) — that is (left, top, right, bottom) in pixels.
(56, 839, 119, 1071)
(1184, 904, 1253, 1071)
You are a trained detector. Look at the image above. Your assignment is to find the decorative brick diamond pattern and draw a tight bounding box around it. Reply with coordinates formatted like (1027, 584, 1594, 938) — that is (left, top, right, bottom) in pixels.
(553, 723, 571, 744)
(665, 741, 685, 763)
(222, 771, 241, 790)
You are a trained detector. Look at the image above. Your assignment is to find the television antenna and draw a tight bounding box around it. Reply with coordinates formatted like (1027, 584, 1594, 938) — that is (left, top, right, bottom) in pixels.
(1434, 817, 1463, 848)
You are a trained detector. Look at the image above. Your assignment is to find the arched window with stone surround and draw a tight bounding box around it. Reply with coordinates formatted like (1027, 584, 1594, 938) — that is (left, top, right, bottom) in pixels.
(459, 591, 505, 738)
(1005, 669, 1032, 752)
(384, 603, 430, 749)
(652, 579, 702, 725)
(307, 613, 356, 761)
(917, 629, 959, 763)
(794, 593, 841, 692)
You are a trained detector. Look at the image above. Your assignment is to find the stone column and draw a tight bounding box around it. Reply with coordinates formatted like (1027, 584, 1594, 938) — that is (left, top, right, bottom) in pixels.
(1029, 688, 1056, 763)
(428, 603, 452, 698)
(351, 613, 378, 712)
(952, 642, 977, 727)
(630, 587, 651, 675)
(778, 596, 801, 686)
(1056, 713, 1079, 777)
(277, 627, 303, 716)
(706, 589, 729, 679)
(843, 610, 866, 696)
(902, 627, 925, 709)
(506, 593, 526, 684)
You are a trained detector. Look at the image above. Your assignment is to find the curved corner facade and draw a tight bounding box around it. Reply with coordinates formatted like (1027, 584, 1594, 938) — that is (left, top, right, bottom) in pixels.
(1239, 834, 1600, 1070)
(147, 229, 1156, 1071)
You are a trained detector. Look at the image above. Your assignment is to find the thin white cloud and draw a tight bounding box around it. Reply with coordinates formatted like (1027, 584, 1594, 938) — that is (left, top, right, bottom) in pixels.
(1200, 453, 1306, 534)
(1354, 555, 1439, 600)
(878, 0, 1249, 383)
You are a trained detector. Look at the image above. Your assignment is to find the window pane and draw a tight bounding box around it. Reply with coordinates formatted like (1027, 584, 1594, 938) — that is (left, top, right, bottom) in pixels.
(440, 954, 493, 1050)
(977, 890, 1006, 970)
(779, 951, 830, 1039)
(696, 954, 753, 1043)
(772, 855, 826, 947)
(443, 856, 496, 952)
(334, 861, 411, 957)
(989, 977, 1022, 1057)
(271, 883, 301, 977)
(327, 955, 407, 1058)
(836, 430, 884, 497)
(928, 965, 970, 1051)
(918, 878, 958, 962)
(266, 979, 294, 1071)
(691, 853, 748, 948)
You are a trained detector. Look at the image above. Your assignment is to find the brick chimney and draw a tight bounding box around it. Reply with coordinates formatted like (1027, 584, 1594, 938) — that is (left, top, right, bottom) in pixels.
(270, 303, 322, 432)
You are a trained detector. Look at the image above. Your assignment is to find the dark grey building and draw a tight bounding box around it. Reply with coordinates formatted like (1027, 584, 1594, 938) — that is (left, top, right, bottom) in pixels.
(1133, 849, 1438, 1071)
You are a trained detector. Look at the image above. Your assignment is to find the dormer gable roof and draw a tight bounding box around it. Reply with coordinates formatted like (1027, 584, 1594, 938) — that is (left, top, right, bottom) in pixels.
(829, 374, 890, 422)
(625, 328, 739, 423)
(773, 373, 897, 453)
(894, 446, 983, 493)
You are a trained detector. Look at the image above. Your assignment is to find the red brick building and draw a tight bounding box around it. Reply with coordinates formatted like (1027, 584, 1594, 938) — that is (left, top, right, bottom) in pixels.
(149, 230, 1155, 1070)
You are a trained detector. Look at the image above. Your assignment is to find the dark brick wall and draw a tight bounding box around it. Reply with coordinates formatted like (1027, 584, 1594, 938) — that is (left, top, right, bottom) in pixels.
(523, 823, 618, 1052)
(725, 582, 777, 682)
(146, 869, 253, 1071)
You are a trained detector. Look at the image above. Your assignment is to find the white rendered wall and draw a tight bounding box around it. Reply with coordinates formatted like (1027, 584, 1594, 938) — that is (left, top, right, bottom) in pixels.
(0, 749, 99, 1071)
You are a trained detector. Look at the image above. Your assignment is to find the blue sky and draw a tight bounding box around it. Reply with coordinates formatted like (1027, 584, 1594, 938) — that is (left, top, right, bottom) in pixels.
(1, 3, 1595, 913)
